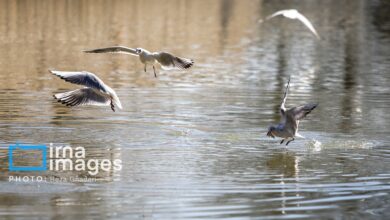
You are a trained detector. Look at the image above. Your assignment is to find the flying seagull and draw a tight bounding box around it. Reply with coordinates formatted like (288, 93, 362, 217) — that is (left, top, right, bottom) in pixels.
(84, 46, 194, 77)
(50, 70, 122, 112)
(267, 77, 318, 145)
(260, 9, 320, 39)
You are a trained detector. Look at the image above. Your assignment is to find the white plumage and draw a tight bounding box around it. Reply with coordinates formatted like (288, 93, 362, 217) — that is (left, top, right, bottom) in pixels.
(51, 70, 122, 112)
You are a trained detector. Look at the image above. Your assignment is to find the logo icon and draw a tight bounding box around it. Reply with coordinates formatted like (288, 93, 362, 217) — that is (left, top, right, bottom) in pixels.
(8, 144, 47, 171)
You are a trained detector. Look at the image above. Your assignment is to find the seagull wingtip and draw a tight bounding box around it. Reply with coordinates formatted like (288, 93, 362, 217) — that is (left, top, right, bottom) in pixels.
(48, 69, 58, 75)
(53, 93, 61, 100)
(310, 103, 319, 110)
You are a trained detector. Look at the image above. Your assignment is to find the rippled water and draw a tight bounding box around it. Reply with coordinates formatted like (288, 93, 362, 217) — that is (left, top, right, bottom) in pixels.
(0, 0, 390, 219)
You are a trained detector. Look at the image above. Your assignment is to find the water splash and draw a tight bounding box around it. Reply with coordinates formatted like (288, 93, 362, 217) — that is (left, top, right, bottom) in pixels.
(306, 139, 322, 152)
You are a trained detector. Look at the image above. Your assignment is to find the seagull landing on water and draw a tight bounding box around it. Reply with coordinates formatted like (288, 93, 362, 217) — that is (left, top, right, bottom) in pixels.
(50, 70, 122, 112)
(260, 9, 320, 39)
(84, 46, 194, 77)
(267, 77, 318, 145)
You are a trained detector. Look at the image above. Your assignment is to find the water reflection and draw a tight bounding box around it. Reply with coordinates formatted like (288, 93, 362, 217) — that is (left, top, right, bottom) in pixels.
(266, 152, 299, 178)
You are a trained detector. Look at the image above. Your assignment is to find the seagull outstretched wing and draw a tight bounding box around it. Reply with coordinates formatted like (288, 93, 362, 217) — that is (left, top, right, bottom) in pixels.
(50, 70, 108, 92)
(154, 52, 194, 70)
(54, 88, 111, 107)
(266, 9, 289, 20)
(288, 103, 318, 121)
(295, 12, 320, 39)
(84, 46, 139, 56)
(262, 9, 320, 39)
(51, 70, 122, 111)
(280, 77, 291, 116)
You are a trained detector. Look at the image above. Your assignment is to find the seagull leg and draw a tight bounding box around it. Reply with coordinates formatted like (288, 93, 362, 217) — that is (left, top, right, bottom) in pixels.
(280, 139, 284, 144)
(153, 65, 157, 78)
(286, 138, 294, 146)
(144, 64, 147, 73)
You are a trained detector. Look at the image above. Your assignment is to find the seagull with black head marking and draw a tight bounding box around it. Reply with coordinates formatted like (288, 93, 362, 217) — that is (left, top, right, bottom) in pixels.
(84, 46, 194, 77)
(50, 70, 122, 112)
(267, 77, 318, 145)
(260, 9, 320, 39)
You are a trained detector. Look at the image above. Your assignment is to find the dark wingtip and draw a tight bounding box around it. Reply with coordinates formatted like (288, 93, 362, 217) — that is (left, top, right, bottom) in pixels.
(184, 60, 194, 69)
(110, 102, 116, 112)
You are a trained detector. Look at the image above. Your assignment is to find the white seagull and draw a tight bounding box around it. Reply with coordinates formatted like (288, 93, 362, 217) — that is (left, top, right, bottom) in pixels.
(261, 9, 320, 39)
(84, 46, 194, 77)
(51, 70, 122, 112)
(267, 77, 318, 145)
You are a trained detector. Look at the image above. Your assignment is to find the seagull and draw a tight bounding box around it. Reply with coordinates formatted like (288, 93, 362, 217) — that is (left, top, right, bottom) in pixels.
(84, 46, 194, 77)
(260, 9, 320, 39)
(267, 77, 318, 145)
(50, 70, 122, 112)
